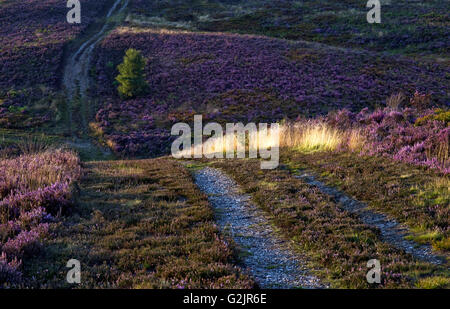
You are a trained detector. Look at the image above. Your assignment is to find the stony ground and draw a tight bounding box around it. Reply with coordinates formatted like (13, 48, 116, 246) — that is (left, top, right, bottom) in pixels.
(194, 167, 325, 289)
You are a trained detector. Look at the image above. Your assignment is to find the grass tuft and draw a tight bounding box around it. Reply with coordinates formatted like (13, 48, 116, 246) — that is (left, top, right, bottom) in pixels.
(416, 276, 450, 289)
(280, 121, 365, 152)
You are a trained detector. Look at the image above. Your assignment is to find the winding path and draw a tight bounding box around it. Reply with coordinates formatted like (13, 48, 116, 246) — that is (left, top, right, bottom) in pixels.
(60, 0, 128, 158)
(194, 167, 326, 289)
(63, 0, 129, 100)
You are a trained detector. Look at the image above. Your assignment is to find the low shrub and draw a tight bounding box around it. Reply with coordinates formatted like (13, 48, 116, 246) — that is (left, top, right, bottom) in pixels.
(0, 150, 80, 286)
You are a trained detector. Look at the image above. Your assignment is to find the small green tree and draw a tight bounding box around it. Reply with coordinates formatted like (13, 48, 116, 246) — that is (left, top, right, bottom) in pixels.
(116, 49, 149, 98)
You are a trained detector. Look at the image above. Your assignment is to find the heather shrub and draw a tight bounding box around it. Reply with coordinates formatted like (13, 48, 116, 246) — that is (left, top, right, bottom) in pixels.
(0, 0, 110, 91)
(0, 182, 72, 223)
(1, 224, 49, 258)
(0, 252, 21, 285)
(323, 101, 449, 173)
(283, 92, 449, 173)
(0, 144, 20, 159)
(0, 149, 80, 286)
(0, 221, 20, 243)
(116, 49, 149, 99)
(0, 149, 80, 200)
(18, 207, 48, 230)
(409, 90, 432, 111)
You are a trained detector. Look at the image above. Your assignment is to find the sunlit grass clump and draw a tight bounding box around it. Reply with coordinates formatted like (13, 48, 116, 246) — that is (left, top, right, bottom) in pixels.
(291, 122, 343, 152)
(279, 121, 364, 152)
(413, 177, 449, 209)
(174, 125, 280, 159)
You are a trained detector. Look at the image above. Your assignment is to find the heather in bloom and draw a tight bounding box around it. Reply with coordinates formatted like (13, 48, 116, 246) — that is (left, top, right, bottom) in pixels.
(0, 0, 110, 129)
(324, 99, 449, 174)
(0, 252, 22, 285)
(1, 223, 49, 258)
(130, 0, 450, 58)
(0, 0, 110, 90)
(92, 28, 448, 156)
(0, 150, 80, 286)
(0, 149, 81, 202)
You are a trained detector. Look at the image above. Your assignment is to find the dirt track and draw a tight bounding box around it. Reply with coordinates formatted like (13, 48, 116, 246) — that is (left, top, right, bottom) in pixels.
(63, 0, 128, 100)
(61, 0, 128, 158)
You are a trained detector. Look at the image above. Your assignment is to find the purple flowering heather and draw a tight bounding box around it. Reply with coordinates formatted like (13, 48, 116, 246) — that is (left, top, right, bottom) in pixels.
(0, 182, 72, 223)
(0, 252, 22, 284)
(0, 149, 80, 200)
(1, 223, 49, 258)
(0, 0, 110, 90)
(92, 28, 448, 156)
(327, 103, 449, 174)
(0, 150, 80, 285)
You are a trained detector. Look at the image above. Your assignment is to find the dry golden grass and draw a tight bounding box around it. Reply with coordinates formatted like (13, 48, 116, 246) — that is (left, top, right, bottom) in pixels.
(386, 92, 406, 110)
(174, 124, 280, 158)
(173, 120, 365, 158)
(279, 121, 365, 152)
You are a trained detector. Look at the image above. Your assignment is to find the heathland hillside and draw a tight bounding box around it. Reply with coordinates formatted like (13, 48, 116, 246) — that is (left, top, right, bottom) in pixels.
(0, 0, 448, 289)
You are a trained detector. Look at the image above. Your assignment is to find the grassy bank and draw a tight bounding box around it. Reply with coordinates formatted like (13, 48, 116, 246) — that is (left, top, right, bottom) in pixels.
(281, 150, 449, 254)
(22, 158, 253, 288)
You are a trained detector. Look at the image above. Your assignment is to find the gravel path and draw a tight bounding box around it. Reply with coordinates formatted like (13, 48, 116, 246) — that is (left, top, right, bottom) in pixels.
(295, 172, 445, 265)
(194, 167, 325, 289)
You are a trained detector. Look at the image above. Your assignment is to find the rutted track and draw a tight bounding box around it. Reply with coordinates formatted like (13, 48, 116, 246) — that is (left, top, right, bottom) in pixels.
(294, 172, 445, 265)
(60, 0, 128, 158)
(63, 0, 129, 100)
(194, 167, 326, 289)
